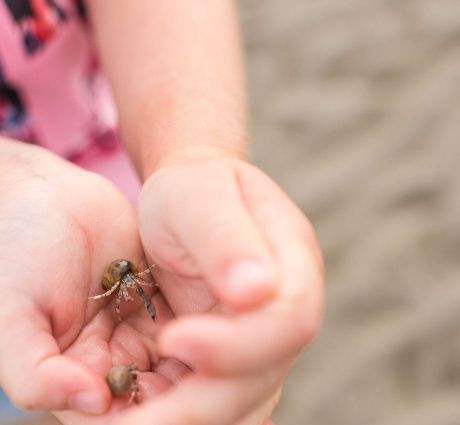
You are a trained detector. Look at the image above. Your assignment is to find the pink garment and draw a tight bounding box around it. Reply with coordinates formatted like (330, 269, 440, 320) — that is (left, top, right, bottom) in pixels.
(0, 0, 140, 201)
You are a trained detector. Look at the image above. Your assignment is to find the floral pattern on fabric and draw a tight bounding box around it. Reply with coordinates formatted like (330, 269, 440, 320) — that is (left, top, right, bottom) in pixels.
(0, 0, 118, 160)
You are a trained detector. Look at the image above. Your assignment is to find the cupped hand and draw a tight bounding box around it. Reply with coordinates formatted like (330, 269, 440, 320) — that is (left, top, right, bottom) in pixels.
(119, 156, 324, 425)
(0, 141, 187, 423)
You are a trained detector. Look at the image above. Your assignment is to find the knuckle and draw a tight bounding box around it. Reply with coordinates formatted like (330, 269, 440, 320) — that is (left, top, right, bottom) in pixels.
(281, 265, 324, 350)
(297, 291, 323, 347)
(293, 311, 318, 350)
(296, 217, 324, 275)
(297, 309, 322, 346)
(277, 295, 322, 353)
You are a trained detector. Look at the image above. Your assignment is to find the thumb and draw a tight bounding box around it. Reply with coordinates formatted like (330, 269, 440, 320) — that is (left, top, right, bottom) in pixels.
(0, 301, 110, 414)
(139, 160, 279, 309)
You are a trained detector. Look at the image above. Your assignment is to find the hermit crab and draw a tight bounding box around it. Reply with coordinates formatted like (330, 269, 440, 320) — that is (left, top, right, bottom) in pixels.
(106, 364, 140, 403)
(88, 259, 157, 321)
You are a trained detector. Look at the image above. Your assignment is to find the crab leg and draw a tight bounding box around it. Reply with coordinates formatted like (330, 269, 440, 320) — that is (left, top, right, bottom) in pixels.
(136, 264, 156, 279)
(128, 385, 140, 404)
(114, 288, 124, 321)
(136, 275, 157, 288)
(88, 280, 121, 300)
(134, 283, 156, 320)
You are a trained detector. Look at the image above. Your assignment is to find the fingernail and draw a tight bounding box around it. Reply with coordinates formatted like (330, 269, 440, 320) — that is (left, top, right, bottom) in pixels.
(69, 391, 105, 414)
(225, 260, 275, 299)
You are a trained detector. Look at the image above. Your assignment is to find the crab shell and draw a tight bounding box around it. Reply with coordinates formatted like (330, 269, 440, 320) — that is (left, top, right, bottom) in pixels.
(106, 365, 136, 396)
(101, 259, 138, 291)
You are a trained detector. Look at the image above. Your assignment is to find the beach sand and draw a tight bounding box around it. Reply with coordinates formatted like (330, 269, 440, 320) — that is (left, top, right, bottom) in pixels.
(240, 1, 460, 424)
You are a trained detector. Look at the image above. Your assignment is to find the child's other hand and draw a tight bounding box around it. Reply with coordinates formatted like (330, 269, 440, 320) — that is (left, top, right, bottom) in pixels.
(0, 141, 187, 421)
(120, 157, 324, 425)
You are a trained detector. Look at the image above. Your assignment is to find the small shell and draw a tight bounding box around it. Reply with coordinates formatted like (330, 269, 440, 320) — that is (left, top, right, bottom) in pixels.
(106, 365, 134, 396)
(101, 259, 137, 291)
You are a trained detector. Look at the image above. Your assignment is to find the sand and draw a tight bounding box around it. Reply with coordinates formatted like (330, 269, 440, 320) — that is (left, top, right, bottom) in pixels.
(240, 1, 460, 424)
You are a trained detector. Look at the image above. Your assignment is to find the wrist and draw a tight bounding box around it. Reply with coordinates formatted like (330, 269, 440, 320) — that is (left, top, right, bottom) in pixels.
(119, 81, 248, 181)
(142, 143, 247, 179)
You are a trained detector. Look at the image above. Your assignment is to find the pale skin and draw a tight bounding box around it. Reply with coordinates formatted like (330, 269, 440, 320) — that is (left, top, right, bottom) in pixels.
(0, 1, 324, 425)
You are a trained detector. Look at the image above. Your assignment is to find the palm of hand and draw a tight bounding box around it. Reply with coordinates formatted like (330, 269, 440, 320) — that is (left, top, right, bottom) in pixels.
(57, 270, 217, 425)
(0, 172, 196, 423)
(56, 273, 192, 424)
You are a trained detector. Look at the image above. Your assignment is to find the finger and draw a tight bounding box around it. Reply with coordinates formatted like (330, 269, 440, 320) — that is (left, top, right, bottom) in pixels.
(115, 369, 282, 425)
(54, 370, 179, 425)
(0, 299, 111, 414)
(139, 160, 279, 309)
(157, 246, 320, 375)
(157, 163, 323, 374)
(235, 387, 281, 425)
(237, 162, 325, 298)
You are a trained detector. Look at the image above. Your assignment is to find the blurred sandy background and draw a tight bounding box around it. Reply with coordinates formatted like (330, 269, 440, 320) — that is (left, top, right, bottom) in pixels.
(5, 0, 460, 424)
(242, 1, 460, 424)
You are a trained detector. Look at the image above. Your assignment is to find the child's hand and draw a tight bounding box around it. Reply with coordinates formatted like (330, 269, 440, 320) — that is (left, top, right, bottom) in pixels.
(116, 157, 324, 425)
(0, 140, 323, 425)
(0, 141, 188, 421)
